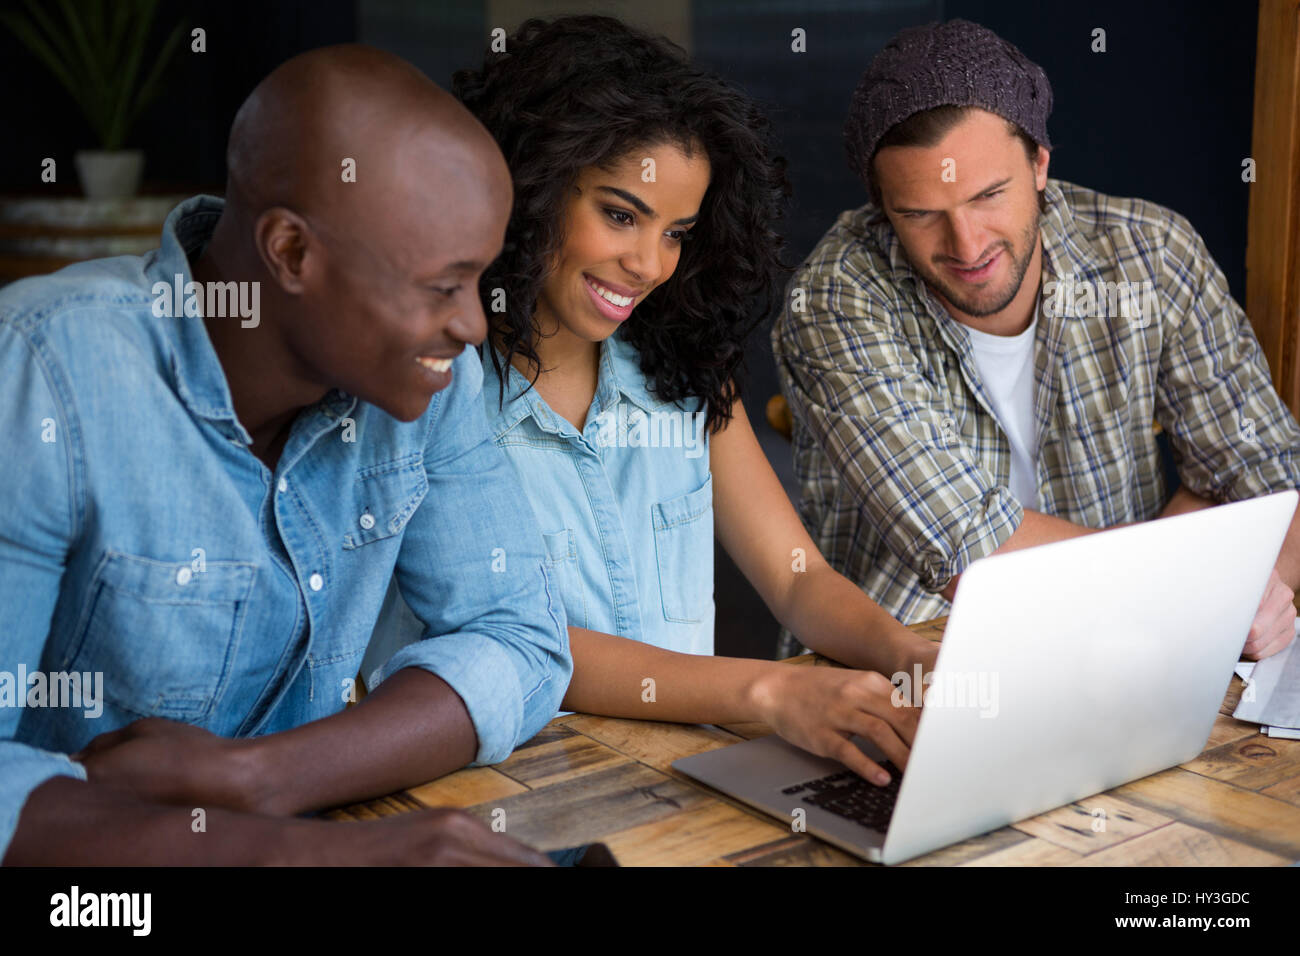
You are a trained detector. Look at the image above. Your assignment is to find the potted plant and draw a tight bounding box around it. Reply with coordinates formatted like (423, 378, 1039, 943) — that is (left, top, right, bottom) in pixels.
(1, 0, 186, 199)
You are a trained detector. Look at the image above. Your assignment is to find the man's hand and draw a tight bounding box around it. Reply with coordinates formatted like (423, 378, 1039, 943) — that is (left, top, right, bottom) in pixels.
(748, 667, 920, 786)
(4, 775, 554, 866)
(323, 808, 555, 866)
(72, 718, 264, 813)
(1244, 568, 1297, 660)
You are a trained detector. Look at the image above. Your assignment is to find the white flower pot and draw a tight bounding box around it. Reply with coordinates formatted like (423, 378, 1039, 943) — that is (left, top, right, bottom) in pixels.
(74, 149, 144, 200)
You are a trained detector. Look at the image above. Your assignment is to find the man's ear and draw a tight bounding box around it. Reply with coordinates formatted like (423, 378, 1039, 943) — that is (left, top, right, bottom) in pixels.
(1033, 145, 1050, 191)
(254, 207, 314, 294)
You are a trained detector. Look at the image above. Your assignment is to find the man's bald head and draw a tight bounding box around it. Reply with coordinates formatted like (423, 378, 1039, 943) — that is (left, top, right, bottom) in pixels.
(226, 44, 505, 226)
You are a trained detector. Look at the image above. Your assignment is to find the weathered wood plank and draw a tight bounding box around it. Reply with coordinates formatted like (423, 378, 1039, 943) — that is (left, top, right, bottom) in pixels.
(1260, 773, 1300, 807)
(495, 734, 633, 789)
(1183, 734, 1300, 791)
(406, 767, 529, 809)
(460, 762, 713, 852)
(901, 826, 1028, 866)
(727, 834, 868, 867)
(1113, 767, 1300, 858)
(601, 803, 791, 866)
(565, 714, 741, 774)
(1012, 795, 1172, 854)
(1204, 712, 1263, 750)
(513, 722, 580, 750)
(1078, 822, 1289, 866)
(715, 720, 775, 740)
(958, 836, 1084, 866)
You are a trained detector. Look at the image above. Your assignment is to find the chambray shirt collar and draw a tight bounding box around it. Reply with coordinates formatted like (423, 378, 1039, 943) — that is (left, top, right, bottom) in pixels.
(603, 329, 675, 413)
(143, 195, 355, 438)
(484, 330, 670, 441)
(482, 349, 557, 440)
(143, 195, 240, 427)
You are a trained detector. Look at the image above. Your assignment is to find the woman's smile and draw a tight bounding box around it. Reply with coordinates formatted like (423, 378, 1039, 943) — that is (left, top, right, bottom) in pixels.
(582, 273, 637, 321)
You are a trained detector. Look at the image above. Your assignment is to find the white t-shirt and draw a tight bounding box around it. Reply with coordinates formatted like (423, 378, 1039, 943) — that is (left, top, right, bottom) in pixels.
(964, 315, 1040, 511)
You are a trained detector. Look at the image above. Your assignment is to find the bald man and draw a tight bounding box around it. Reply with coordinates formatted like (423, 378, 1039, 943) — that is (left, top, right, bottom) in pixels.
(0, 45, 569, 865)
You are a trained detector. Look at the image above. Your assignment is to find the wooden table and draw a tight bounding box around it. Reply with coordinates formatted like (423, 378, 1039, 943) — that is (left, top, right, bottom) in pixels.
(329, 618, 1300, 865)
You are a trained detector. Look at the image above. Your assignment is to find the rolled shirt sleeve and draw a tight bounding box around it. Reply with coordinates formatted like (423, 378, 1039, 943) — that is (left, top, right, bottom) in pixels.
(373, 349, 571, 765)
(0, 745, 88, 859)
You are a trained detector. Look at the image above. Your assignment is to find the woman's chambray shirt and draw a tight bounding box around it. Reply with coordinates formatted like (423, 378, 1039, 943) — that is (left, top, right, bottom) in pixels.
(484, 332, 716, 655)
(0, 197, 570, 859)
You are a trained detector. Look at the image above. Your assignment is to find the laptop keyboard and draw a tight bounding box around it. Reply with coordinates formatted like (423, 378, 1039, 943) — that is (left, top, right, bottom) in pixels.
(781, 761, 903, 832)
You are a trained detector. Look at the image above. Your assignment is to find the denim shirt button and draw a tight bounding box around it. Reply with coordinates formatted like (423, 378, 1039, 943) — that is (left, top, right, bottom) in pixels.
(277, 477, 288, 493)
(175, 566, 192, 586)
(359, 512, 375, 530)
(308, 573, 324, 592)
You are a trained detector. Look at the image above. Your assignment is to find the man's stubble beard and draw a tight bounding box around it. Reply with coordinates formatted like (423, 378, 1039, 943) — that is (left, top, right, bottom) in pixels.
(922, 216, 1040, 319)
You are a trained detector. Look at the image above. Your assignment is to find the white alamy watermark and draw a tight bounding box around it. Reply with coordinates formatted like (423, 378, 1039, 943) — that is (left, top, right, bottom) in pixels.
(1042, 273, 1158, 326)
(50, 886, 150, 936)
(0, 666, 103, 718)
(591, 401, 707, 459)
(152, 273, 260, 328)
(891, 663, 999, 718)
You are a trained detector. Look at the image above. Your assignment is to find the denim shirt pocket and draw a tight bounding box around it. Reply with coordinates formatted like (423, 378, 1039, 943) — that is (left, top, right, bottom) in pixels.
(650, 474, 714, 624)
(63, 552, 257, 721)
(342, 453, 429, 550)
(542, 527, 586, 630)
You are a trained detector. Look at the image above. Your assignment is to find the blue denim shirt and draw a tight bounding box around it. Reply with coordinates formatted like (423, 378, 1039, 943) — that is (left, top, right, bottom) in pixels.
(483, 332, 715, 655)
(0, 196, 570, 858)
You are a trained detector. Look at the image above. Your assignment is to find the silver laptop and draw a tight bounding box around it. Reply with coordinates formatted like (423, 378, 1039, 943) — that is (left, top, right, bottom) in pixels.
(674, 491, 1298, 864)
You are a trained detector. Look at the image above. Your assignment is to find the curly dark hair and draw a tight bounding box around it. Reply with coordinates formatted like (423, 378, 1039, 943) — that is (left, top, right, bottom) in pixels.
(452, 15, 791, 433)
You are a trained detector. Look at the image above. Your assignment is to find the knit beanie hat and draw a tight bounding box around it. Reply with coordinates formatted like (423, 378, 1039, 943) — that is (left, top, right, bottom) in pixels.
(844, 19, 1052, 194)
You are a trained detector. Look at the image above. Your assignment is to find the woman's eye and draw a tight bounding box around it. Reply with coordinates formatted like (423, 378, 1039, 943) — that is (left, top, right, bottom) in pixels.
(432, 285, 461, 297)
(666, 229, 692, 243)
(605, 208, 634, 226)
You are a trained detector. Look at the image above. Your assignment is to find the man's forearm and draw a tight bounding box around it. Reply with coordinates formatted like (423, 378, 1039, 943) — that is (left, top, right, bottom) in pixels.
(3, 775, 333, 865)
(1158, 485, 1215, 518)
(242, 668, 478, 816)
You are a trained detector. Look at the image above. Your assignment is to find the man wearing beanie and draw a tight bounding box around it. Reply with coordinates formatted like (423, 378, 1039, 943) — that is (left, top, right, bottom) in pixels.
(772, 19, 1300, 660)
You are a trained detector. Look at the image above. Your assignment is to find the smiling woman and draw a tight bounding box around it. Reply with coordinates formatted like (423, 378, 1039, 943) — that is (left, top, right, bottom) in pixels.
(452, 15, 789, 432)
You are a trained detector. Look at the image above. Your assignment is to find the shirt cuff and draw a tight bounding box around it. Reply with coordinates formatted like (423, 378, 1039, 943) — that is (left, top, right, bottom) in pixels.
(920, 486, 1025, 591)
(0, 742, 87, 861)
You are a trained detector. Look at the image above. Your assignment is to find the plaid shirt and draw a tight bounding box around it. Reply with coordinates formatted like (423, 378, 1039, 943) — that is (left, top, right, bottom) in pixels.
(772, 178, 1300, 635)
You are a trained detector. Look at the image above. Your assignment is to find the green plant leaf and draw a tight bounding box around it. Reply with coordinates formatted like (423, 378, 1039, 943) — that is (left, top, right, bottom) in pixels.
(84, 0, 107, 51)
(107, 0, 133, 57)
(54, 0, 110, 127)
(104, 0, 160, 150)
(18, 0, 82, 82)
(6, 0, 185, 151)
